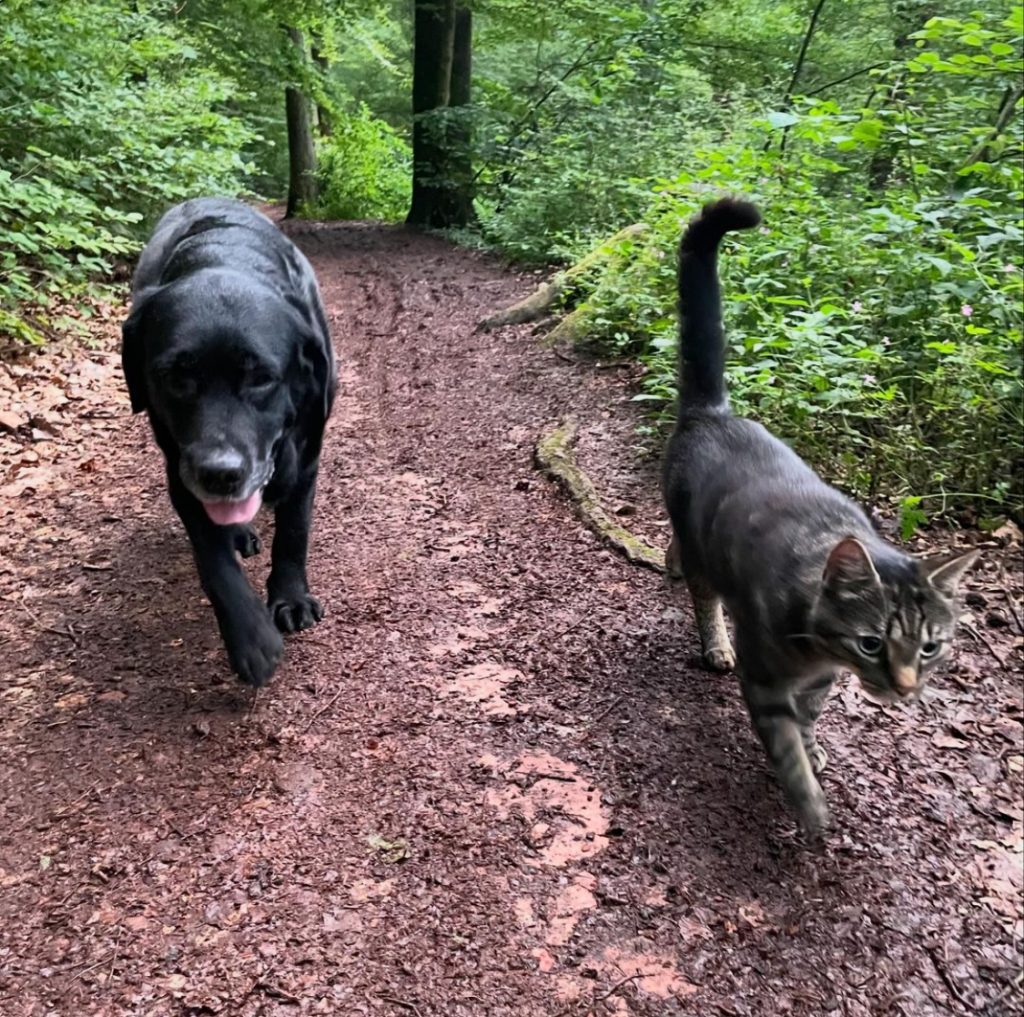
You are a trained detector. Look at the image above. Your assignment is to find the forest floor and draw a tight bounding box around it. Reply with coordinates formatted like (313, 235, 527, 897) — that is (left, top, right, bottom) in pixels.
(0, 220, 1021, 1017)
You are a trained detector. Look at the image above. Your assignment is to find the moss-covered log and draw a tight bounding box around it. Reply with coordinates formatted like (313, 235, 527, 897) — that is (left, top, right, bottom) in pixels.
(535, 417, 665, 573)
(478, 223, 648, 331)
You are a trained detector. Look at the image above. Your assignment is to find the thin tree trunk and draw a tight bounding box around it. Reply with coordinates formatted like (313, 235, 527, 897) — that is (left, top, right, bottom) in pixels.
(407, 0, 457, 227)
(868, 6, 935, 190)
(783, 0, 828, 103)
(312, 42, 333, 138)
(959, 85, 1023, 170)
(769, 0, 827, 152)
(285, 27, 318, 218)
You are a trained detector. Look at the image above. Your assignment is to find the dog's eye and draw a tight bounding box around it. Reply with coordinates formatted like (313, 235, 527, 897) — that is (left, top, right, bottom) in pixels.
(247, 373, 275, 391)
(166, 371, 196, 399)
(856, 635, 884, 657)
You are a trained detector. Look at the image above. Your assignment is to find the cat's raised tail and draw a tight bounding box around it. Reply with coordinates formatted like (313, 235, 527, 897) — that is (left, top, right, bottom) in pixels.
(677, 197, 761, 412)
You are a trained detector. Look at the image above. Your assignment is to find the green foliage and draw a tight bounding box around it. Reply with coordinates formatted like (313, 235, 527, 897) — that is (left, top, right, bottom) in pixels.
(0, 0, 1019, 515)
(556, 5, 1023, 514)
(314, 105, 412, 221)
(0, 0, 258, 342)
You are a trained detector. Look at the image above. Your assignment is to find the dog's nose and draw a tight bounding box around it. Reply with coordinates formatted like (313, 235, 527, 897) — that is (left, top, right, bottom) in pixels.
(194, 449, 246, 496)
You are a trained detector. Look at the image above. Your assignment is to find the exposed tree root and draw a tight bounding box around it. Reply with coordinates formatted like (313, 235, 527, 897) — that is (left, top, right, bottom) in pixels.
(478, 223, 648, 331)
(541, 305, 593, 348)
(535, 417, 665, 573)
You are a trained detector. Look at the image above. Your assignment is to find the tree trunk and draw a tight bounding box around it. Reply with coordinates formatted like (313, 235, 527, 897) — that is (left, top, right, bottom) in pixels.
(285, 27, 318, 219)
(312, 43, 333, 138)
(442, 6, 475, 227)
(868, 5, 935, 189)
(406, 0, 457, 227)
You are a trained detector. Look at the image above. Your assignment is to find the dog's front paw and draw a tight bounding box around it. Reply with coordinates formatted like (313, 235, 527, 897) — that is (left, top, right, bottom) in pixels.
(232, 525, 262, 559)
(223, 602, 284, 687)
(270, 589, 324, 634)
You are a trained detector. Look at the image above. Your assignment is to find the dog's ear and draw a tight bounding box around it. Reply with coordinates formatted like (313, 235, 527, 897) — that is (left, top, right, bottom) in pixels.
(293, 314, 335, 421)
(121, 302, 150, 414)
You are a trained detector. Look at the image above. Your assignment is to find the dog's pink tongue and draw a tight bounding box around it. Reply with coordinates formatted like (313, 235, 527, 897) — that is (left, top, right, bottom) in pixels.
(202, 492, 262, 526)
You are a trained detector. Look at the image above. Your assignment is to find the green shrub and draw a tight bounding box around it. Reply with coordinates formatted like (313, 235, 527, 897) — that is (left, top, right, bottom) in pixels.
(314, 104, 411, 221)
(557, 7, 1023, 516)
(0, 0, 257, 343)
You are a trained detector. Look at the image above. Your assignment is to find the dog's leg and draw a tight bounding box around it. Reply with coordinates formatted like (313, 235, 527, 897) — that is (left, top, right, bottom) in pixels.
(267, 465, 324, 633)
(168, 469, 283, 687)
(231, 525, 262, 559)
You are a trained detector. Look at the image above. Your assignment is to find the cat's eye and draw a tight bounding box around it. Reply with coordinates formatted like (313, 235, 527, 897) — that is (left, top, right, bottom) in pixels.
(920, 640, 941, 659)
(856, 635, 884, 656)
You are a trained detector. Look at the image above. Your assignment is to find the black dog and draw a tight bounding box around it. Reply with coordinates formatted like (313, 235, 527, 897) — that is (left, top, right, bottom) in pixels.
(122, 198, 336, 686)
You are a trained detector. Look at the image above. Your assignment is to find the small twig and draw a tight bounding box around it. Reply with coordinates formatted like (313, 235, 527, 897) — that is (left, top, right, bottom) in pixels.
(106, 927, 123, 988)
(256, 980, 301, 1005)
(19, 593, 79, 644)
(379, 997, 424, 1016)
(577, 696, 624, 743)
(984, 969, 1023, 1014)
(925, 943, 976, 1012)
(520, 772, 578, 786)
(53, 782, 102, 819)
(1000, 592, 1024, 636)
(557, 973, 644, 1016)
(963, 622, 1007, 668)
(302, 686, 346, 734)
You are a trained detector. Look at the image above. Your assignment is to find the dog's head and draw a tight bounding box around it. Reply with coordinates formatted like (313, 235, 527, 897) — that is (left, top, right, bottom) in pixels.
(122, 270, 332, 525)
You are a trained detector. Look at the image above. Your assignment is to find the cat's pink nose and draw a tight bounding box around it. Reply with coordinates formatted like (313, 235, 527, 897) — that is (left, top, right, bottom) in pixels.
(893, 666, 918, 696)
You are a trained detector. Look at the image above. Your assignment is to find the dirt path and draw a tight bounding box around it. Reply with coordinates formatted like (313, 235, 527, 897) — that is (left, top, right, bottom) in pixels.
(0, 222, 1021, 1017)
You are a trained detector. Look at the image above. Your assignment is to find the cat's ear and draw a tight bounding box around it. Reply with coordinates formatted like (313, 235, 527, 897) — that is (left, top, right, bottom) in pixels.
(823, 536, 880, 590)
(923, 549, 978, 596)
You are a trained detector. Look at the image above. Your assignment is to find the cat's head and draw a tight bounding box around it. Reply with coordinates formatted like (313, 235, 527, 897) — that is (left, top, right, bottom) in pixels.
(806, 536, 978, 702)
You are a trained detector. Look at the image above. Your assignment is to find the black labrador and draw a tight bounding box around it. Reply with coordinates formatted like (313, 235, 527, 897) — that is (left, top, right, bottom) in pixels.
(122, 198, 336, 686)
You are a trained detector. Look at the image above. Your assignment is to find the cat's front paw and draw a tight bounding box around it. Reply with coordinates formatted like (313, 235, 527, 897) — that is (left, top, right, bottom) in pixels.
(703, 645, 736, 672)
(796, 792, 830, 838)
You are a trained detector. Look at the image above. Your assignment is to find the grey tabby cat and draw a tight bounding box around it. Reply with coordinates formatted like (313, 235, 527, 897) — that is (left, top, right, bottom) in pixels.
(662, 197, 977, 836)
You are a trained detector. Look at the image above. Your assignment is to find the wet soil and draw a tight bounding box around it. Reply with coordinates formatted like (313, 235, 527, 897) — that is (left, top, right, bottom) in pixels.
(0, 221, 1021, 1017)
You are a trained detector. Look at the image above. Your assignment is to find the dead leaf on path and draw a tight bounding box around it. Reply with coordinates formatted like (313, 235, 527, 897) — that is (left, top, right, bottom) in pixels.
(993, 521, 1022, 545)
(932, 731, 971, 750)
(367, 834, 410, 864)
(165, 973, 188, 992)
(323, 910, 363, 934)
(0, 409, 26, 431)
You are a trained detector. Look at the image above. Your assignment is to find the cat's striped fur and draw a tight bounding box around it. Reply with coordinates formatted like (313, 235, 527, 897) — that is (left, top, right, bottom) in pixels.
(662, 197, 977, 836)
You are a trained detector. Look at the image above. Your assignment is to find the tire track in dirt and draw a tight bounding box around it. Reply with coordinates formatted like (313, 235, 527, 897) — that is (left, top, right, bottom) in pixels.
(0, 221, 1019, 1017)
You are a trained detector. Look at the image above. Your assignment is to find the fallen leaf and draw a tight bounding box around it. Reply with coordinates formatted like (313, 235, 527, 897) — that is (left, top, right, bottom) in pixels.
(993, 521, 1022, 545)
(932, 732, 970, 750)
(366, 833, 410, 863)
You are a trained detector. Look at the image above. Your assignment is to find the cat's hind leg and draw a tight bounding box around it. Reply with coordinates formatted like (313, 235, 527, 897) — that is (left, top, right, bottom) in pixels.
(668, 532, 735, 672)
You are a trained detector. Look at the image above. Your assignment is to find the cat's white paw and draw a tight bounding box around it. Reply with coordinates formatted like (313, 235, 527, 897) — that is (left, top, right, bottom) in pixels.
(704, 645, 736, 672)
(797, 794, 830, 838)
(807, 742, 829, 774)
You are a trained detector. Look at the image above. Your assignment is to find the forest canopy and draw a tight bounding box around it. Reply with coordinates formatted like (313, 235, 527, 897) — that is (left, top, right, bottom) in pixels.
(1, 0, 1021, 519)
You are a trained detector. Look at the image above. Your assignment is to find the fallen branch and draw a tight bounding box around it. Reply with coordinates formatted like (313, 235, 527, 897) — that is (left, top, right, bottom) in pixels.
(477, 223, 648, 331)
(535, 417, 665, 573)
